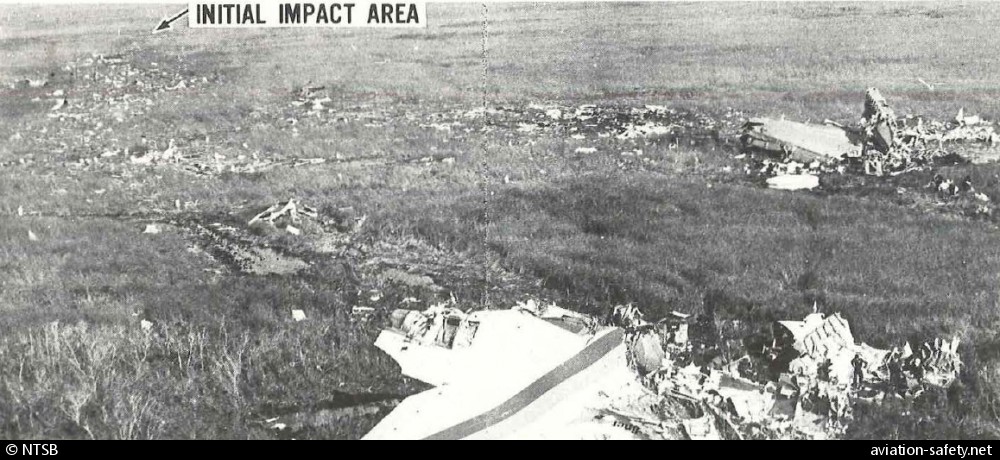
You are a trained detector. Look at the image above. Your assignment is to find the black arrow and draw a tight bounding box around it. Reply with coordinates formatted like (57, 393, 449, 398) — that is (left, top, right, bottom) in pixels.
(153, 8, 188, 34)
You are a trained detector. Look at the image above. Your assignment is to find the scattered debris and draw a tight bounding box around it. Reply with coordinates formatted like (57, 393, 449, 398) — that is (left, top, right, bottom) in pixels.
(249, 198, 318, 227)
(617, 121, 674, 140)
(291, 309, 307, 322)
(681, 413, 722, 440)
(165, 80, 187, 91)
(1, 53, 338, 178)
(618, 308, 962, 439)
(49, 98, 67, 112)
(742, 89, 1000, 184)
(383, 302, 473, 357)
(143, 224, 162, 234)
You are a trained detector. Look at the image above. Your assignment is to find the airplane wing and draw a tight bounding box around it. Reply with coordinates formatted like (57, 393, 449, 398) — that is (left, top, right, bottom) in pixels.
(365, 310, 643, 439)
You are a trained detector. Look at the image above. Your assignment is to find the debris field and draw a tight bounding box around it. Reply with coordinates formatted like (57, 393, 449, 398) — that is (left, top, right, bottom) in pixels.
(3, 49, 997, 440)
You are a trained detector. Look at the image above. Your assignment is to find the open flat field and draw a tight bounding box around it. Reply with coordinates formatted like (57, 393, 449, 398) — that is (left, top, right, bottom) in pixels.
(3, 2, 1000, 439)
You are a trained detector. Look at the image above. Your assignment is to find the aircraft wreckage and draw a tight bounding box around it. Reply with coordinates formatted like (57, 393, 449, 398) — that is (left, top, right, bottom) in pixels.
(742, 88, 1000, 189)
(360, 89, 973, 440)
(364, 301, 961, 440)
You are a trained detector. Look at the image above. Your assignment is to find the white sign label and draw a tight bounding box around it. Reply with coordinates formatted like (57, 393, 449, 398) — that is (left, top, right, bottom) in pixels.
(188, 2, 426, 28)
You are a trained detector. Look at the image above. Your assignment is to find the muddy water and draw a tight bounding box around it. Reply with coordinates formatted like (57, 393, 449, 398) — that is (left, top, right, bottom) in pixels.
(263, 391, 407, 438)
(184, 221, 310, 276)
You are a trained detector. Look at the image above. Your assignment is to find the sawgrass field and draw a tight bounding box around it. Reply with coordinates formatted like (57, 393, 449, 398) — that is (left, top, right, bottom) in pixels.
(2, 2, 1000, 439)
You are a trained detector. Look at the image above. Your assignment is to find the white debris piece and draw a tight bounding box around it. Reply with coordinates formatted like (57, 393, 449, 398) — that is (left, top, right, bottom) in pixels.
(766, 174, 820, 191)
(366, 304, 634, 440)
(17, 206, 24, 217)
(140, 320, 153, 332)
(575, 147, 597, 154)
(955, 107, 985, 126)
(517, 123, 539, 133)
(28, 230, 38, 241)
(285, 225, 301, 236)
(143, 224, 161, 234)
(682, 414, 722, 440)
(249, 198, 318, 226)
(292, 309, 307, 321)
(617, 123, 673, 140)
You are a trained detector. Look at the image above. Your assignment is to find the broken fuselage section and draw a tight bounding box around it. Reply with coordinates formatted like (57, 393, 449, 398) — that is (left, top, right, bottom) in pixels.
(365, 301, 653, 440)
(741, 118, 864, 165)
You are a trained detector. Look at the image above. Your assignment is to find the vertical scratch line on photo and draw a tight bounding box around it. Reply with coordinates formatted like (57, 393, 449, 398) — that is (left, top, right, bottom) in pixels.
(479, 2, 493, 306)
(481, 2, 489, 109)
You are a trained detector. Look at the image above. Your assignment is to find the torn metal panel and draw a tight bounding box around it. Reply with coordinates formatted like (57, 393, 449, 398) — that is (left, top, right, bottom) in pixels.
(912, 337, 962, 388)
(375, 307, 590, 387)
(861, 87, 898, 154)
(776, 313, 853, 358)
(742, 118, 863, 163)
(681, 414, 721, 440)
(513, 299, 597, 334)
(798, 313, 854, 358)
